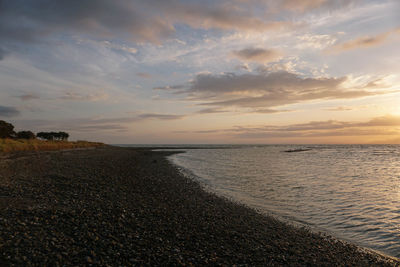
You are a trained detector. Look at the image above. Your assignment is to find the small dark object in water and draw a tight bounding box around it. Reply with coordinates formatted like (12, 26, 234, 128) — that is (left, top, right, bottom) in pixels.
(284, 148, 312, 153)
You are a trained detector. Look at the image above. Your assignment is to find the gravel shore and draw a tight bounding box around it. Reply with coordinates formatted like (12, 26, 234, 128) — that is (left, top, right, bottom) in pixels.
(0, 146, 398, 266)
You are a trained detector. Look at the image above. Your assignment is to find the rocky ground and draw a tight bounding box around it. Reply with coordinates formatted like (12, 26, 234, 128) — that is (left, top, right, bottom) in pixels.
(0, 146, 398, 266)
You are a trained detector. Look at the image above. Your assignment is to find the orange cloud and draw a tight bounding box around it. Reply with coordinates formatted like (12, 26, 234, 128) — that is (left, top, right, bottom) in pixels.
(281, 0, 327, 12)
(181, 115, 400, 143)
(329, 28, 400, 53)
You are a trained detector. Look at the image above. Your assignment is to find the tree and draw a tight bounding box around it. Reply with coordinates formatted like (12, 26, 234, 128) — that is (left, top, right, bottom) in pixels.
(37, 132, 53, 140)
(36, 131, 69, 141)
(0, 120, 16, 138)
(16, 131, 36, 139)
(59, 132, 69, 141)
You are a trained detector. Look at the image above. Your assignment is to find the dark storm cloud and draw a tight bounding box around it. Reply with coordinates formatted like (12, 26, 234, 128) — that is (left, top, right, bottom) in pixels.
(0, 105, 20, 117)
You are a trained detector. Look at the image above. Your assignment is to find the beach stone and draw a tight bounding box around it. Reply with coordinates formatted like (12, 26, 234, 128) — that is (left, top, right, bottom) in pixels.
(0, 146, 398, 266)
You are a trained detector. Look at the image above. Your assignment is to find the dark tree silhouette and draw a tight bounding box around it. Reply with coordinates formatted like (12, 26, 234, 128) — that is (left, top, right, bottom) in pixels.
(59, 132, 69, 141)
(1, 121, 70, 141)
(0, 120, 16, 138)
(37, 131, 69, 141)
(37, 132, 53, 140)
(50, 132, 58, 140)
(16, 131, 36, 139)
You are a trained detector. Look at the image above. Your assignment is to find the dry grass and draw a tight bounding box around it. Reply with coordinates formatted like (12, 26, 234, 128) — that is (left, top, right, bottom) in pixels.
(0, 138, 105, 153)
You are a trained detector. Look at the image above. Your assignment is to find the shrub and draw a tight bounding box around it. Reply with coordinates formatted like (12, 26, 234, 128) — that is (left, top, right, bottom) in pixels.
(16, 131, 36, 139)
(0, 120, 16, 138)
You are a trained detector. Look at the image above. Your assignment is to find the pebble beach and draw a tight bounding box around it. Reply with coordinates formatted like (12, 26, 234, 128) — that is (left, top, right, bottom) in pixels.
(0, 146, 398, 266)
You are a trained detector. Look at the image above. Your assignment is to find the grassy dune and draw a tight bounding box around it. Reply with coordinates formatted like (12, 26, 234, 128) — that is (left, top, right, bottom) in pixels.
(0, 138, 104, 153)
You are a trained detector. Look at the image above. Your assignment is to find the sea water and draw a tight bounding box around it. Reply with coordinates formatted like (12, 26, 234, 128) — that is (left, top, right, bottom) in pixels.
(168, 145, 400, 258)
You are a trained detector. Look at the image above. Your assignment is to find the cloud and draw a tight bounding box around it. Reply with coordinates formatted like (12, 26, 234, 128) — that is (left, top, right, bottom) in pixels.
(163, 71, 385, 112)
(66, 124, 128, 132)
(16, 93, 40, 101)
(196, 108, 229, 114)
(58, 92, 109, 102)
(100, 41, 137, 54)
(195, 107, 286, 115)
(231, 48, 282, 63)
(137, 72, 152, 79)
(324, 106, 354, 111)
(0, 0, 174, 45)
(156, 70, 395, 114)
(154, 85, 185, 91)
(0, 0, 292, 57)
(182, 115, 400, 140)
(86, 113, 185, 124)
(362, 115, 400, 127)
(276, 0, 359, 13)
(13, 112, 185, 133)
(167, 2, 291, 33)
(136, 113, 185, 120)
(0, 47, 6, 60)
(280, 0, 327, 12)
(188, 71, 345, 95)
(233, 0, 357, 13)
(252, 108, 287, 114)
(296, 34, 337, 50)
(0, 106, 20, 117)
(235, 64, 251, 71)
(329, 28, 400, 52)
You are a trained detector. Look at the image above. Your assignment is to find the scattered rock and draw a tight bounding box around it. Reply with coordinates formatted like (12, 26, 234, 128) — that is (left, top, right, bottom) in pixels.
(0, 147, 397, 266)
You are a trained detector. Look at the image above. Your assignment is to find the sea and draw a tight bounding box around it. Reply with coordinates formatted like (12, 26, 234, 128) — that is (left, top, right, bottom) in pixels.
(161, 144, 400, 258)
(119, 144, 400, 258)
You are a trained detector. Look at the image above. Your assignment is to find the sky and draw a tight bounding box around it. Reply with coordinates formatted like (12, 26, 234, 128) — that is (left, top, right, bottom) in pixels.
(0, 0, 399, 144)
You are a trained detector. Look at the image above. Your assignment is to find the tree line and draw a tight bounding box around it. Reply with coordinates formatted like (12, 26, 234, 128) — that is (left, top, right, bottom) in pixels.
(0, 120, 69, 141)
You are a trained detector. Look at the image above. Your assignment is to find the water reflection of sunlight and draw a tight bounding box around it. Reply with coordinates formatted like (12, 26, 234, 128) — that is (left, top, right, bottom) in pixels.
(172, 145, 400, 257)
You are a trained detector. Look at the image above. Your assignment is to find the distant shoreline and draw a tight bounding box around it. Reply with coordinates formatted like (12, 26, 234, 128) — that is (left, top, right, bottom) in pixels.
(0, 146, 398, 265)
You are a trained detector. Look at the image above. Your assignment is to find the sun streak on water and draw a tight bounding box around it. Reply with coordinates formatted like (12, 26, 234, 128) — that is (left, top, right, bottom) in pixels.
(170, 145, 400, 258)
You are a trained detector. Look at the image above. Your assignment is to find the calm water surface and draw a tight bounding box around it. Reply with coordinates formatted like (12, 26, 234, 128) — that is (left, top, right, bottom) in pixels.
(169, 145, 400, 258)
